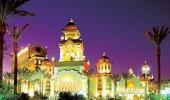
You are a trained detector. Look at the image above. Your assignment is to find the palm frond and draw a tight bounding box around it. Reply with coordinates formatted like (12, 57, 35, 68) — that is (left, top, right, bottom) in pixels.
(19, 23, 29, 33)
(12, 0, 30, 10)
(160, 25, 165, 34)
(13, 10, 35, 16)
(0, 0, 33, 23)
(145, 25, 170, 46)
(112, 73, 121, 81)
(152, 27, 159, 34)
(7, 24, 29, 41)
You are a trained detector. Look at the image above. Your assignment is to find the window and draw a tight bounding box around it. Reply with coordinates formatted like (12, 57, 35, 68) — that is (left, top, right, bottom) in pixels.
(38, 59, 42, 64)
(68, 44, 72, 49)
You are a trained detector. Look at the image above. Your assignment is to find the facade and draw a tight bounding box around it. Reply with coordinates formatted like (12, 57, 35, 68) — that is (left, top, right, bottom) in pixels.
(11, 44, 52, 96)
(11, 44, 48, 71)
(10, 19, 159, 100)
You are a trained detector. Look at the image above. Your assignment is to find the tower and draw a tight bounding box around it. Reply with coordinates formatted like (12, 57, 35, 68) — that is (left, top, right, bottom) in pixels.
(140, 60, 154, 80)
(140, 61, 154, 98)
(59, 18, 85, 61)
(95, 52, 113, 99)
(52, 19, 88, 97)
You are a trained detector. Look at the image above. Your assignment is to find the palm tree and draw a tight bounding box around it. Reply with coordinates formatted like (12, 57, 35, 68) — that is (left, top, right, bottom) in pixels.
(7, 24, 29, 94)
(111, 73, 121, 99)
(122, 73, 133, 89)
(145, 25, 170, 94)
(2, 72, 11, 84)
(24, 70, 32, 94)
(17, 68, 29, 93)
(32, 69, 49, 95)
(0, 0, 34, 87)
(121, 73, 133, 97)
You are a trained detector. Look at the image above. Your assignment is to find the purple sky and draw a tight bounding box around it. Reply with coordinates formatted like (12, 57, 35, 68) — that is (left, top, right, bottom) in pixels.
(3, 0, 170, 80)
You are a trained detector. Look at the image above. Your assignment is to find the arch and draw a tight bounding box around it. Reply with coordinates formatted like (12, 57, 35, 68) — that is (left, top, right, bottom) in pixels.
(54, 69, 84, 93)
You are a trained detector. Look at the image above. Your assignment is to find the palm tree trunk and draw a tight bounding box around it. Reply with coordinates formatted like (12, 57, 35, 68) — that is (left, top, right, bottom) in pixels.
(0, 34, 4, 87)
(114, 82, 117, 99)
(125, 81, 127, 89)
(14, 41, 18, 94)
(157, 46, 161, 95)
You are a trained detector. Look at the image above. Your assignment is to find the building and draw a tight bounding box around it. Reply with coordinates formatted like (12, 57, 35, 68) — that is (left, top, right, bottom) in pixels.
(50, 19, 153, 99)
(11, 44, 52, 96)
(11, 44, 48, 71)
(10, 19, 157, 100)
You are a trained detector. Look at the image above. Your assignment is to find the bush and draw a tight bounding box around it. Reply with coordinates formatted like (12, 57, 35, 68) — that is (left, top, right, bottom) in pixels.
(0, 82, 19, 100)
(58, 92, 85, 100)
(19, 93, 29, 100)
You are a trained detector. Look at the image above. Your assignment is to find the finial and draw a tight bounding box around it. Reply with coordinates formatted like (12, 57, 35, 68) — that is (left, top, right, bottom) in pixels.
(28, 43, 31, 46)
(144, 60, 147, 64)
(103, 51, 106, 56)
(70, 18, 74, 22)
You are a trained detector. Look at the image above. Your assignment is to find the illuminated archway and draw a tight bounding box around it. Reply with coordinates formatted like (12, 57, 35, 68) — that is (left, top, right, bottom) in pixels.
(54, 69, 84, 93)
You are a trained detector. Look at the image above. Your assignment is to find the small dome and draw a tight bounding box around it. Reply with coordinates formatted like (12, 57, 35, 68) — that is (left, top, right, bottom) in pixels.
(96, 52, 112, 74)
(64, 18, 78, 30)
(142, 60, 150, 75)
(96, 52, 111, 67)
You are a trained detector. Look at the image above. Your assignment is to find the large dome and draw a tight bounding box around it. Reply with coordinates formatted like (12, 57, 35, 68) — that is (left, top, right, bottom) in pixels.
(64, 18, 78, 30)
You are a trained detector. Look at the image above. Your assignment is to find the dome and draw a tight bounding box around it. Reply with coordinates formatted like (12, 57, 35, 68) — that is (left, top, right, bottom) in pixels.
(96, 52, 112, 74)
(96, 52, 111, 67)
(64, 18, 78, 30)
(142, 60, 150, 75)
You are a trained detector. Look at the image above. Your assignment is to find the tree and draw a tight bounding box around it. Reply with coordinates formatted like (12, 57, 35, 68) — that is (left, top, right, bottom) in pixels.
(0, 0, 34, 87)
(121, 73, 133, 98)
(8, 24, 29, 94)
(2, 72, 11, 84)
(121, 73, 133, 89)
(145, 25, 170, 94)
(111, 73, 121, 99)
(32, 69, 49, 95)
(17, 68, 30, 93)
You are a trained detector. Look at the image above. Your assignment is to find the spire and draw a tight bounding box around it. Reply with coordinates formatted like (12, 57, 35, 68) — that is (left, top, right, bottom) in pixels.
(103, 51, 106, 56)
(70, 18, 74, 22)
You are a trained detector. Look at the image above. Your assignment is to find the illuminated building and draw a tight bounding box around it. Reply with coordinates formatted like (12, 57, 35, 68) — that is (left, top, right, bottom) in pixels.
(88, 52, 113, 99)
(11, 44, 52, 96)
(11, 44, 48, 71)
(10, 19, 159, 99)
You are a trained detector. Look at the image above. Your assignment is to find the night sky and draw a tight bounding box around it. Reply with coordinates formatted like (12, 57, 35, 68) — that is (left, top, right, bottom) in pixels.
(3, 0, 170, 80)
